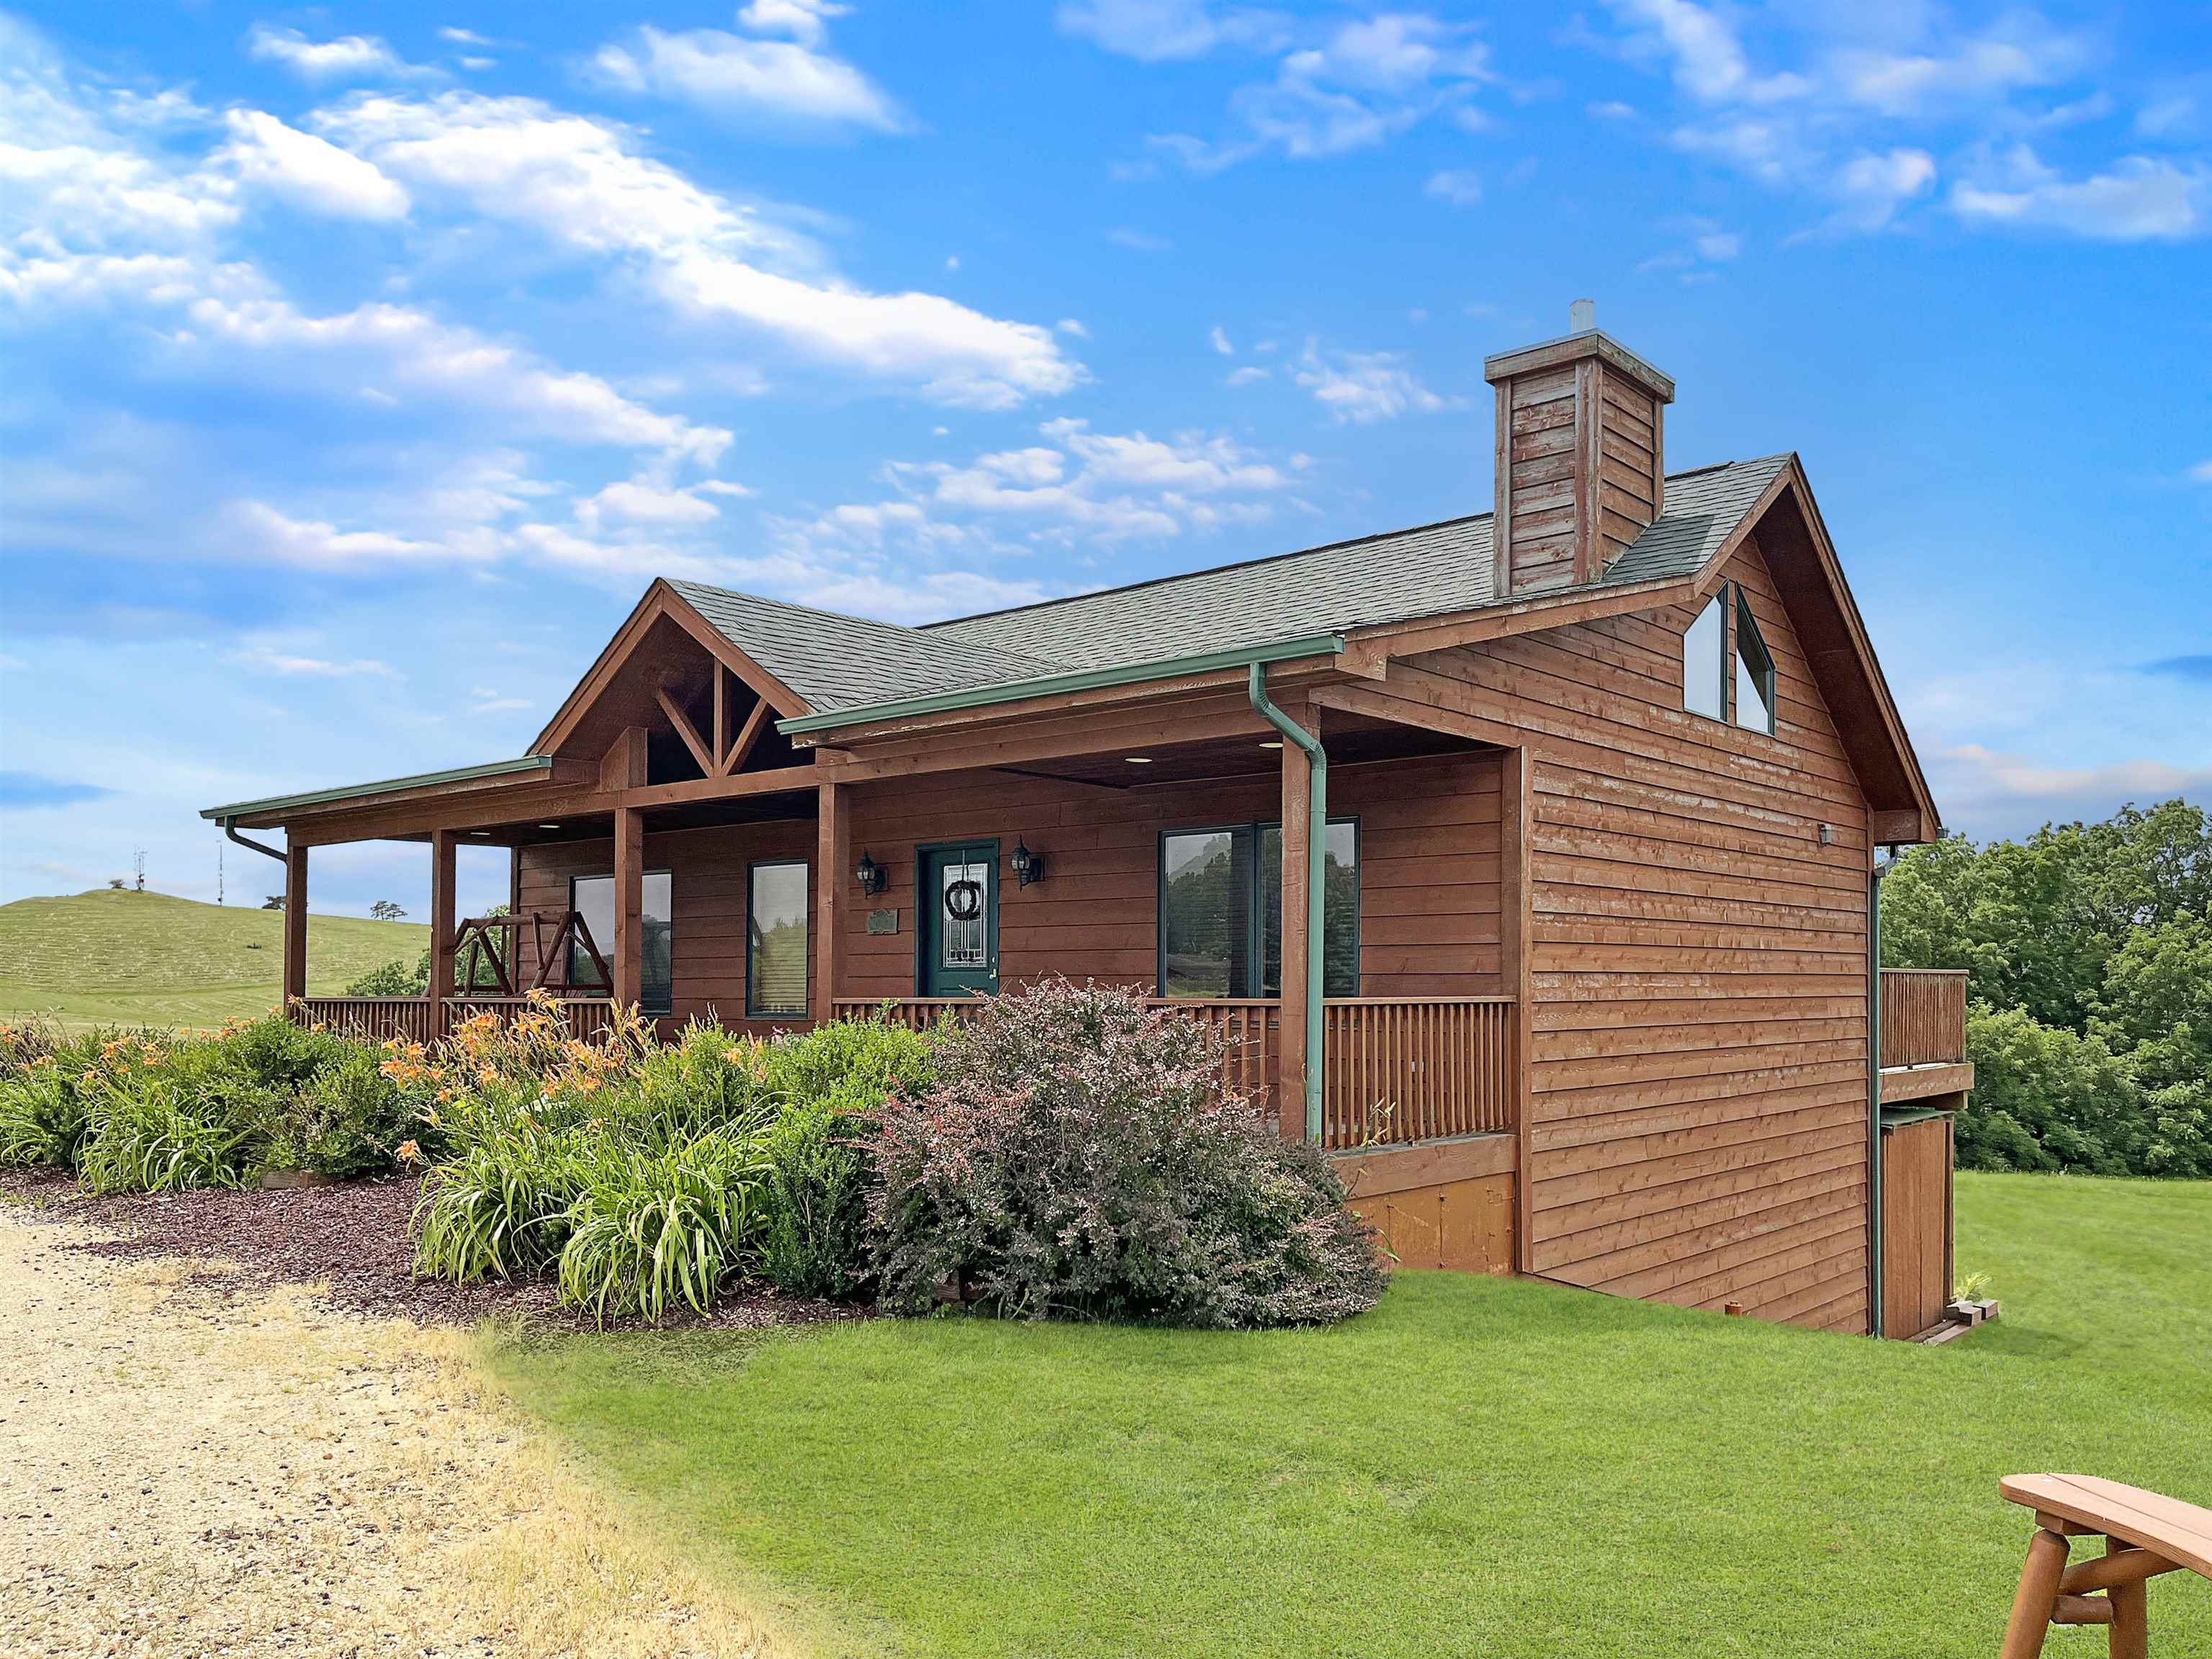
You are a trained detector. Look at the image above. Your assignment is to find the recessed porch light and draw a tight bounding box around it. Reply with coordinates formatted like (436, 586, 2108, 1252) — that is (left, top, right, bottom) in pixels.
(1259, 740, 1283, 750)
(469, 830, 491, 837)
(538, 822, 561, 830)
(1124, 756, 1153, 765)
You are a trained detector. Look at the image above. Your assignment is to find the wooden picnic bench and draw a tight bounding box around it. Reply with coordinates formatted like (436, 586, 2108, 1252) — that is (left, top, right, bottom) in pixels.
(1998, 1473, 2212, 1658)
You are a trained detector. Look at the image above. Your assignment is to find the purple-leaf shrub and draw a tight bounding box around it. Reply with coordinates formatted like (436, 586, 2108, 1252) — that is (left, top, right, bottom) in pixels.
(864, 979, 1384, 1328)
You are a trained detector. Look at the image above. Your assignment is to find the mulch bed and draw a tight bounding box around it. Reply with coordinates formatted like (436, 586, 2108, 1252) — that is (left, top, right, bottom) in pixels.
(0, 1167, 867, 1333)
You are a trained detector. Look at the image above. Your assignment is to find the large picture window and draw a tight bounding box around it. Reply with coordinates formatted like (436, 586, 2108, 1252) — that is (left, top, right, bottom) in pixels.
(1159, 821, 1357, 999)
(570, 871, 673, 1015)
(747, 860, 810, 1019)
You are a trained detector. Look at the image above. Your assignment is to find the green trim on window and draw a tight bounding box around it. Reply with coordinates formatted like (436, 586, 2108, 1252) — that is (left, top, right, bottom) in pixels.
(745, 858, 811, 1019)
(1732, 584, 1778, 735)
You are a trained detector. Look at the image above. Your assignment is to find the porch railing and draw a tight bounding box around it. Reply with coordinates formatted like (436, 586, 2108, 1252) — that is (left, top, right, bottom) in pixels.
(1879, 968, 1968, 1069)
(834, 994, 1516, 1150)
(290, 995, 616, 1045)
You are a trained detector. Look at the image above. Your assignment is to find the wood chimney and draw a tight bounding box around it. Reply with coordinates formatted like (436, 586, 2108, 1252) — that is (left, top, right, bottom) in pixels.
(1484, 304, 1675, 598)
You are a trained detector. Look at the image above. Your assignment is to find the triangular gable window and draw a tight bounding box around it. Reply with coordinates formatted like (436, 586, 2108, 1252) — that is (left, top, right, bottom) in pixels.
(1733, 587, 1776, 734)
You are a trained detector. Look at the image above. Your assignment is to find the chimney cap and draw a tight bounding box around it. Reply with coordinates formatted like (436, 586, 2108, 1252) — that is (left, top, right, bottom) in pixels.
(1482, 324, 1675, 403)
(1570, 297, 1595, 333)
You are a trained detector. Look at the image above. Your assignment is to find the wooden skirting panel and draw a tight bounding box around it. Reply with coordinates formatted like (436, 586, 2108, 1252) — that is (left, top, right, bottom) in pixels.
(1881, 1115, 1954, 1341)
(1334, 1134, 1516, 1275)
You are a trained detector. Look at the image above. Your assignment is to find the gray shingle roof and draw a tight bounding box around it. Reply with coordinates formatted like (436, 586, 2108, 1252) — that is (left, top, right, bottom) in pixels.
(667, 580, 1061, 711)
(673, 455, 1789, 716)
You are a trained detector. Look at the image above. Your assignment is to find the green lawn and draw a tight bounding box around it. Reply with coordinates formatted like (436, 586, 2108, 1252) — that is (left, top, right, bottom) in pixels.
(0, 889, 426, 1031)
(484, 1172, 2212, 1658)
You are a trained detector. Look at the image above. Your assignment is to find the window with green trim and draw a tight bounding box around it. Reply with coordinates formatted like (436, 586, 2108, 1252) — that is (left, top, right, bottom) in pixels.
(1733, 586, 1777, 734)
(1159, 821, 1357, 999)
(747, 860, 809, 1019)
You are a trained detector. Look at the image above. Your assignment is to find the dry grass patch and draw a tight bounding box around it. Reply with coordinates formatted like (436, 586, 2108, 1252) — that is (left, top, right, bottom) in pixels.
(0, 1205, 792, 1658)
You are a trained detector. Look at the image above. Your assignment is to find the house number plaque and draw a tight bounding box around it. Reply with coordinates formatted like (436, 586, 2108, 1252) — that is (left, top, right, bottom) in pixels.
(866, 909, 899, 935)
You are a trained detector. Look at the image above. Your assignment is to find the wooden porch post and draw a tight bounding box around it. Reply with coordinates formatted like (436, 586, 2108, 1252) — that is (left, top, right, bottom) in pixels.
(428, 828, 457, 1037)
(282, 842, 308, 1010)
(612, 806, 644, 1010)
(1276, 705, 1313, 1141)
(814, 779, 847, 1027)
(1500, 745, 1535, 1272)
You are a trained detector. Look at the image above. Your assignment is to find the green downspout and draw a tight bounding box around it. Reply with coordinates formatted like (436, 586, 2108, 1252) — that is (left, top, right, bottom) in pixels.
(1247, 662, 1325, 1143)
(1868, 850, 1892, 1338)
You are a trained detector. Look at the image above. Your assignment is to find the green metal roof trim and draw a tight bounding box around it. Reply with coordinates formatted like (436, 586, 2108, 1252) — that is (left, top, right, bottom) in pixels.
(778, 633, 1347, 736)
(200, 756, 553, 822)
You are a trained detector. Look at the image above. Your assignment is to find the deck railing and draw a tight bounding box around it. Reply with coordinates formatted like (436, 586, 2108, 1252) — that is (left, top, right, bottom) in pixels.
(289, 995, 616, 1045)
(1879, 969, 1969, 1068)
(1322, 997, 1516, 1146)
(834, 994, 1515, 1150)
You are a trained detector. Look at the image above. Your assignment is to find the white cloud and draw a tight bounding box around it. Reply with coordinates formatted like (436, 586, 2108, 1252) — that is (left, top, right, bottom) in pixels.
(1056, 1, 1286, 63)
(739, 0, 849, 49)
(1602, 0, 1807, 105)
(227, 642, 397, 677)
(1293, 341, 1452, 423)
(1226, 364, 1268, 385)
(316, 92, 1082, 407)
(1830, 147, 1938, 230)
(438, 28, 493, 48)
(227, 500, 460, 569)
(1056, 317, 1089, 337)
(1951, 152, 2207, 241)
(1138, 12, 1493, 171)
(470, 692, 532, 714)
(244, 24, 423, 84)
(1587, 2, 2168, 245)
(217, 110, 410, 221)
(590, 19, 903, 133)
(2188, 460, 2212, 484)
(1208, 323, 1233, 355)
(575, 477, 750, 533)
(1106, 225, 1171, 251)
(1931, 744, 2212, 838)
(1424, 167, 1482, 206)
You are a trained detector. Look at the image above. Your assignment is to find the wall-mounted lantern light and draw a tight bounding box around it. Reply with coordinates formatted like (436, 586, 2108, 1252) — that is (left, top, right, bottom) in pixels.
(1010, 840, 1045, 888)
(855, 851, 886, 896)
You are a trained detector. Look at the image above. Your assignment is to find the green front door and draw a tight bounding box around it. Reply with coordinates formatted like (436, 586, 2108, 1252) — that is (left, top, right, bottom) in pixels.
(918, 842, 999, 997)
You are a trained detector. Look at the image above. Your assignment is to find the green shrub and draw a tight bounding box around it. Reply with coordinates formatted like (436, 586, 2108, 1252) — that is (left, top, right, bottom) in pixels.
(761, 1015, 935, 1107)
(759, 1078, 876, 1298)
(265, 1045, 419, 1179)
(78, 1072, 266, 1194)
(1958, 1004, 2144, 1175)
(0, 1060, 91, 1167)
(866, 979, 1384, 1329)
(0, 1022, 174, 1169)
(557, 1126, 773, 1323)
(412, 1123, 583, 1282)
(345, 955, 427, 997)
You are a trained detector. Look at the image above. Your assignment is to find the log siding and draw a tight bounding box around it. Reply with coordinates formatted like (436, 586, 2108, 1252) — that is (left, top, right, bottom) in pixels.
(1411, 531, 1874, 1333)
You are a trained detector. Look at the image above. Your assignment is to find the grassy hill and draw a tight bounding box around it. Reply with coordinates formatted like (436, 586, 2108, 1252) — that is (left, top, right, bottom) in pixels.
(0, 889, 428, 1032)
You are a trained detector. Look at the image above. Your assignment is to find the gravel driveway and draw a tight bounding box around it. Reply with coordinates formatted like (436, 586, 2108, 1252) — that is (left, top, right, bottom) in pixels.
(0, 1203, 783, 1658)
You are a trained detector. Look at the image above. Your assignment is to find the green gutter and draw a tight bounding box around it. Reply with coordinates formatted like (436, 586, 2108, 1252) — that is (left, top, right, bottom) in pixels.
(1868, 850, 1892, 1339)
(778, 634, 1346, 737)
(200, 756, 554, 822)
(1248, 662, 1326, 1143)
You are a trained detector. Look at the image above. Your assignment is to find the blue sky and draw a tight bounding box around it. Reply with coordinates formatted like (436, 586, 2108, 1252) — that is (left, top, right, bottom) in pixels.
(1, 0, 2206, 920)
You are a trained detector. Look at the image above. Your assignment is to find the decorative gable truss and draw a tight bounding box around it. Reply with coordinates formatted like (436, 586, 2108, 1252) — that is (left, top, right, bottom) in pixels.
(529, 580, 814, 791)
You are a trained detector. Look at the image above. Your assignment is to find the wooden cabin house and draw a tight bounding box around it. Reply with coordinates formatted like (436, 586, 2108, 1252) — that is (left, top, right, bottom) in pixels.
(204, 318, 1972, 1339)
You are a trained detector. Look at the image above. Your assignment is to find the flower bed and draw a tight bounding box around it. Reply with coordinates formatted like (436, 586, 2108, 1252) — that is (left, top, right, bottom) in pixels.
(1, 981, 1383, 1330)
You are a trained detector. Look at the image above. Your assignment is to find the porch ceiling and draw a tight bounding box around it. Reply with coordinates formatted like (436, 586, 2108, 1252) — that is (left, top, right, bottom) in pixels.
(997, 709, 1489, 791)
